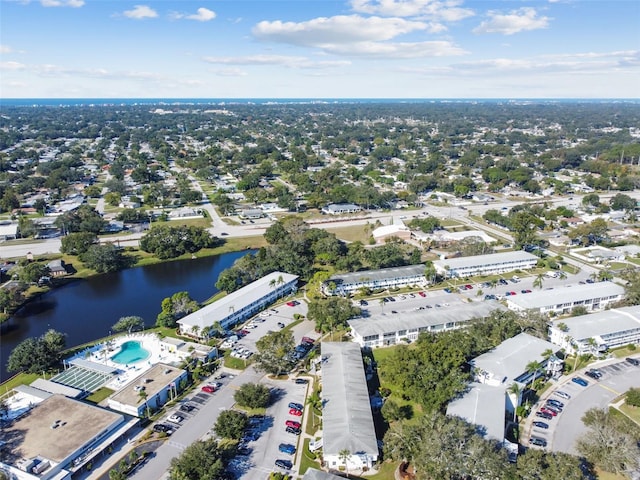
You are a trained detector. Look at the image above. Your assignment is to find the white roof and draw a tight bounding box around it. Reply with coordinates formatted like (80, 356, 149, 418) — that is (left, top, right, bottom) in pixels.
(349, 301, 504, 338)
(434, 230, 494, 243)
(551, 305, 640, 342)
(373, 224, 409, 238)
(446, 382, 506, 441)
(178, 271, 298, 330)
(434, 251, 538, 270)
(507, 282, 624, 310)
(321, 342, 378, 457)
(470, 333, 557, 384)
(0, 223, 18, 236)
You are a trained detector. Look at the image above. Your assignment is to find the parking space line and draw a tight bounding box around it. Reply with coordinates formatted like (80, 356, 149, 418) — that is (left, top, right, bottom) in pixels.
(597, 384, 621, 395)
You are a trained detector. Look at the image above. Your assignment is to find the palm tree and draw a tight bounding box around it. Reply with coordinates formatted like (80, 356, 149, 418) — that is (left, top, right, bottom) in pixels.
(533, 273, 545, 290)
(306, 390, 322, 428)
(525, 361, 543, 382)
(507, 383, 522, 421)
(339, 449, 352, 477)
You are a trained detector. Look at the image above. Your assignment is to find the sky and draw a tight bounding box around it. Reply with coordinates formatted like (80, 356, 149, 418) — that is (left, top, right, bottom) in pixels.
(1, 0, 639, 99)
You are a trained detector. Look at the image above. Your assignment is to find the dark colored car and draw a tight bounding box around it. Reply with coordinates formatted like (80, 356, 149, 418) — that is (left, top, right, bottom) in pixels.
(153, 423, 174, 434)
(295, 378, 308, 385)
(179, 403, 195, 412)
(285, 426, 301, 435)
(532, 421, 549, 429)
(546, 399, 564, 409)
(585, 370, 601, 380)
(275, 459, 293, 470)
(572, 377, 589, 387)
(279, 443, 296, 455)
(529, 437, 547, 447)
(359, 300, 368, 306)
(626, 357, 640, 366)
(288, 402, 303, 410)
(535, 411, 553, 420)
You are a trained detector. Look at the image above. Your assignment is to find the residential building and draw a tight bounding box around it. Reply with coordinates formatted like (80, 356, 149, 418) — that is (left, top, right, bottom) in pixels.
(448, 333, 560, 455)
(0, 222, 18, 241)
(177, 271, 298, 335)
(108, 363, 187, 417)
(506, 282, 625, 315)
(321, 203, 362, 215)
(433, 251, 538, 278)
(372, 224, 411, 244)
(46, 259, 67, 277)
(321, 342, 378, 471)
(0, 394, 134, 480)
(322, 264, 426, 296)
(238, 209, 264, 220)
(349, 301, 505, 348)
(549, 305, 640, 355)
(428, 230, 494, 245)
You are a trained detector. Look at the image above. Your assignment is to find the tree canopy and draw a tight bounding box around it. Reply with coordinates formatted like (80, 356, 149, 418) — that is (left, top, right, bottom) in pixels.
(140, 224, 218, 259)
(168, 438, 232, 480)
(307, 297, 360, 333)
(234, 383, 271, 409)
(80, 243, 133, 273)
(60, 231, 98, 255)
(213, 410, 248, 440)
(7, 329, 66, 374)
(253, 330, 295, 376)
(111, 316, 145, 334)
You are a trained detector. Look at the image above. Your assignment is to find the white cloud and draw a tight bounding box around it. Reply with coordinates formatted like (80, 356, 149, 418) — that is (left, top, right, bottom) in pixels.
(473, 7, 550, 35)
(0, 61, 26, 71)
(203, 54, 351, 69)
(253, 15, 427, 46)
(0, 45, 13, 54)
(325, 40, 466, 58)
(350, 0, 474, 21)
(123, 5, 158, 19)
(41, 0, 84, 7)
(213, 68, 249, 77)
(172, 7, 216, 22)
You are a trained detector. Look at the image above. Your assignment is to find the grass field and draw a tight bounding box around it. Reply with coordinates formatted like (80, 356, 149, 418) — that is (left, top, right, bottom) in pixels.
(325, 224, 370, 243)
(85, 387, 115, 404)
(618, 403, 640, 425)
(298, 438, 321, 475)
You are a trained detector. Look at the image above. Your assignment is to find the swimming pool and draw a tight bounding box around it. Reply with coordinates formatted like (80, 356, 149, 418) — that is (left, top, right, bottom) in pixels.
(111, 341, 150, 364)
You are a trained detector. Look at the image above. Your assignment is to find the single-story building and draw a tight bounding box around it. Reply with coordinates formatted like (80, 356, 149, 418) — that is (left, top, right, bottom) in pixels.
(506, 282, 625, 316)
(549, 305, 640, 355)
(46, 259, 68, 277)
(322, 264, 426, 296)
(349, 301, 505, 348)
(433, 251, 538, 278)
(108, 363, 187, 417)
(321, 342, 378, 471)
(321, 203, 362, 215)
(177, 271, 298, 336)
(372, 224, 411, 244)
(238, 209, 264, 220)
(0, 222, 19, 241)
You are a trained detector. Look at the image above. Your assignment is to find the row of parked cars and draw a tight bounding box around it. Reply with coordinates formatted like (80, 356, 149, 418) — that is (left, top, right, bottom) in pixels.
(531, 392, 570, 447)
(274, 401, 305, 471)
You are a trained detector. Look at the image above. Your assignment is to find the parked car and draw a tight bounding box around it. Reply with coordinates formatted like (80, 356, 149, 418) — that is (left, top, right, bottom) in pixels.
(275, 459, 293, 470)
(289, 408, 303, 416)
(418, 291, 427, 297)
(572, 377, 589, 387)
(288, 402, 303, 411)
(286, 301, 299, 307)
(585, 370, 601, 380)
(295, 378, 308, 385)
(285, 426, 301, 435)
(168, 414, 184, 424)
(539, 407, 557, 417)
(543, 404, 562, 414)
(546, 399, 565, 409)
(301, 337, 315, 345)
(626, 357, 640, 366)
(529, 437, 547, 447)
(521, 289, 532, 294)
(359, 299, 368, 306)
(533, 421, 549, 429)
(179, 403, 195, 413)
(277, 322, 285, 328)
(201, 385, 215, 393)
(535, 411, 553, 420)
(554, 391, 571, 400)
(279, 443, 296, 455)
(443, 288, 452, 293)
(285, 420, 301, 429)
(153, 423, 174, 434)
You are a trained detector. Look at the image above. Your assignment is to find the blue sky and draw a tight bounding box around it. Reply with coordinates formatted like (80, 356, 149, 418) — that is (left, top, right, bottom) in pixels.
(1, 0, 639, 98)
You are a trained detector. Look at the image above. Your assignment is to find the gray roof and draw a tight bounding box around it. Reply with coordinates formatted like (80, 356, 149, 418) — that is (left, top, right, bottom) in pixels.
(303, 470, 346, 480)
(178, 271, 298, 330)
(470, 333, 557, 384)
(30, 378, 84, 398)
(551, 305, 640, 342)
(329, 264, 425, 285)
(507, 282, 625, 310)
(434, 251, 538, 270)
(446, 383, 506, 441)
(14, 385, 53, 401)
(321, 342, 378, 457)
(349, 301, 505, 338)
(69, 358, 120, 374)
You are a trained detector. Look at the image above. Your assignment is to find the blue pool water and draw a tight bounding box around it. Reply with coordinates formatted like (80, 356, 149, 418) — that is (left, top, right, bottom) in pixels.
(111, 341, 150, 364)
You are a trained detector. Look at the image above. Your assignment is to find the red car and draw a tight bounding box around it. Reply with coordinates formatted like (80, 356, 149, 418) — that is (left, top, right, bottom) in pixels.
(510, 291, 517, 296)
(285, 420, 301, 429)
(286, 301, 298, 307)
(465, 284, 473, 290)
(418, 291, 427, 297)
(201, 385, 215, 393)
(289, 408, 302, 416)
(540, 407, 557, 417)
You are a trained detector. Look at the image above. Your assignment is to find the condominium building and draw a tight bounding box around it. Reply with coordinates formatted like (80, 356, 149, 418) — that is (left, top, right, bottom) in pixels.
(323, 264, 426, 296)
(433, 251, 538, 278)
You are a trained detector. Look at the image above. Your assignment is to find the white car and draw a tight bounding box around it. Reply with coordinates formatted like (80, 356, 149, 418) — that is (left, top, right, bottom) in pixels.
(168, 414, 184, 424)
(260, 311, 270, 318)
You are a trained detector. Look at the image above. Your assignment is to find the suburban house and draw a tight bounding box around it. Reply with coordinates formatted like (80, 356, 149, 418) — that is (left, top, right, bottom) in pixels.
(349, 301, 505, 348)
(322, 264, 426, 296)
(46, 259, 68, 277)
(372, 224, 411, 244)
(177, 272, 298, 336)
(506, 282, 625, 316)
(320, 342, 379, 471)
(549, 305, 640, 355)
(433, 251, 538, 278)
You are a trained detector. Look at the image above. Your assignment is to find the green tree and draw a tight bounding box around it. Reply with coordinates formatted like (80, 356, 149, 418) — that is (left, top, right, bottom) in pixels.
(111, 316, 145, 334)
(140, 224, 217, 259)
(168, 438, 229, 480)
(60, 231, 98, 255)
(213, 410, 248, 440)
(253, 330, 295, 376)
(307, 297, 360, 334)
(234, 383, 271, 409)
(626, 387, 640, 407)
(55, 204, 106, 234)
(81, 243, 133, 273)
(20, 262, 51, 283)
(155, 291, 199, 328)
(7, 329, 66, 374)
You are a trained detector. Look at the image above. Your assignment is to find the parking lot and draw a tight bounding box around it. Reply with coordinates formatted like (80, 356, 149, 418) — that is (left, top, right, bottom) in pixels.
(525, 357, 640, 455)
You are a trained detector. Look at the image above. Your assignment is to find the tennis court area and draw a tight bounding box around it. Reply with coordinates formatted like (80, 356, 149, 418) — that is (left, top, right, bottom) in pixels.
(51, 359, 118, 393)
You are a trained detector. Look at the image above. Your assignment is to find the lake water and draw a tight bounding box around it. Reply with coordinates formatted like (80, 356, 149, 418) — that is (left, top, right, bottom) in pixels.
(0, 250, 252, 382)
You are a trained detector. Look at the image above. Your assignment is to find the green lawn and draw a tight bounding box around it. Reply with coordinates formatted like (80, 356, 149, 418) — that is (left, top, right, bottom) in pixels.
(298, 438, 321, 475)
(85, 387, 115, 403)
(353, 461, 397, 480)
(325, 224, 371, 243)
(0, 372, 40, 392)
(610, 345, 639, 358)
(618, 403, 640, 425)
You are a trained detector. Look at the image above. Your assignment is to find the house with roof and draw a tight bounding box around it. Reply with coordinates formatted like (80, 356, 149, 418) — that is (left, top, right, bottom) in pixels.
(549, 305, 640, 355)
(320, 342, 379, 471)
(372, 224, 411, 244)
(433, 251, 538, 278)
(321, 203, 362, 215)
(322, 264, 426, 296)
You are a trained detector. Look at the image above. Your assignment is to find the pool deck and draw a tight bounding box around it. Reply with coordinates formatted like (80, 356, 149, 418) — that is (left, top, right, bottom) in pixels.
(66, 333, 184, 391)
